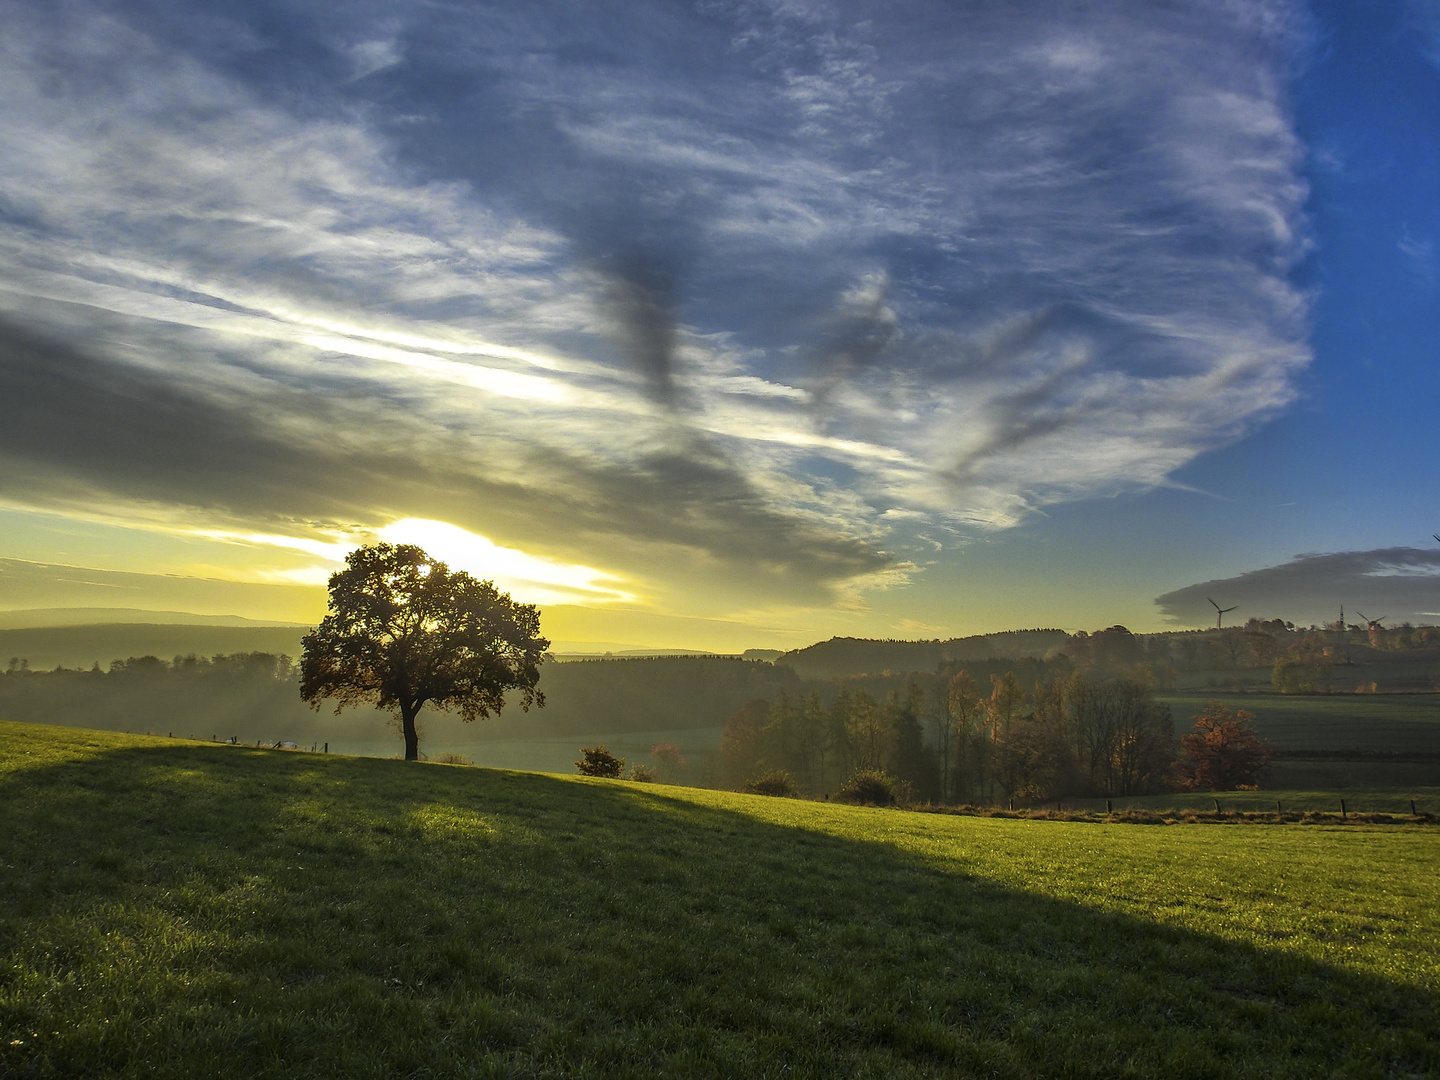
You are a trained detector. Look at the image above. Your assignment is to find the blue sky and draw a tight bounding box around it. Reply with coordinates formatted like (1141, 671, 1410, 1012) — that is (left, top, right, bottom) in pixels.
(0, 0, 1436, 648)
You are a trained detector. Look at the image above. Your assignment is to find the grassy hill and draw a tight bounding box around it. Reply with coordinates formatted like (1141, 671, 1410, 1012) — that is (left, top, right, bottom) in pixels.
(2, 723, 1438, 1078)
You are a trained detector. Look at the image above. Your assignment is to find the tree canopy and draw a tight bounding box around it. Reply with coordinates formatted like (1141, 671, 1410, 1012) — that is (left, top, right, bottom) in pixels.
(300, 543, 548, 760)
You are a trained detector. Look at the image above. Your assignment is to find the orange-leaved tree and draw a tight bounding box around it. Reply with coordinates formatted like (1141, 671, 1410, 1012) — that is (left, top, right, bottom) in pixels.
(1179, 702, 1275, 791)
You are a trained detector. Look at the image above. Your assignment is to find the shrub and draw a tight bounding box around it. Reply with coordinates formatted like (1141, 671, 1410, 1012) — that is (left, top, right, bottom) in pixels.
(836, 768, 898, 806)
(435, 752, 474, 766)
(627, 763, 656, 782)
(575, 745, 625, 778)
(745, 770, 799, 798)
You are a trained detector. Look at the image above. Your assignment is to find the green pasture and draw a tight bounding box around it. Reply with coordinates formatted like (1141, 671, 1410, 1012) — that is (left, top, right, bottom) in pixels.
(1172, 655, 1440, 695)
(337, 725, 728, 776)
(1160, 691, 1440, 752)
(1055, 787, 1440, 815)
(2, 722, 1438, 1079)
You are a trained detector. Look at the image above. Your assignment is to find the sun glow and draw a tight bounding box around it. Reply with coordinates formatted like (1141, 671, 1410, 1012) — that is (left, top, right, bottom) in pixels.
(377, 519, 635, 606)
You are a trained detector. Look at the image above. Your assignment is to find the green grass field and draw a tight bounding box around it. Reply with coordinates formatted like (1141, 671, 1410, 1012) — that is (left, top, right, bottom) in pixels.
(2, 722, 1438, 1079)
(1052, 787, 1440, 816)
(1159, 692, 1440, 752)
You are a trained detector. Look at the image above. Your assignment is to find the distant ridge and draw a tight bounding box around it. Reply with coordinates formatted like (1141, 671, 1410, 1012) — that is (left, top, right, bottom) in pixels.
(0, 608, 311, 630)
(0, 623, 309, 671)
(776, 630, 1070, 679)
(551, 648, 722, 660)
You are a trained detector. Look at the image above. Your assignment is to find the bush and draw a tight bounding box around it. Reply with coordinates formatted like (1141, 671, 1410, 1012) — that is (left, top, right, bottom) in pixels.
(745, 770, 799, 798)
(575, 745, 625, 778)
(836, 768, 898, 806)
(627, 763, 656, 782)
(435, 752, 474, 766)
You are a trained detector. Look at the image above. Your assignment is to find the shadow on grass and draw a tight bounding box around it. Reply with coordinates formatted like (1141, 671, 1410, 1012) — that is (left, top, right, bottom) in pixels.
(1, 742, 1436, 1080)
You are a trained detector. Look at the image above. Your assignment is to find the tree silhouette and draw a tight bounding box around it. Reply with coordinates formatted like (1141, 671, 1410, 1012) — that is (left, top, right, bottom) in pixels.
(300, 543, 547, 761)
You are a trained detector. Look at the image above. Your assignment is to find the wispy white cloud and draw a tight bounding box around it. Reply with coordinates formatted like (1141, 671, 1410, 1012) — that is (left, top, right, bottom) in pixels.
(0, 0, 1314, 614)
(1398, 227, 1437, 288)
(347, 38, 403, 82)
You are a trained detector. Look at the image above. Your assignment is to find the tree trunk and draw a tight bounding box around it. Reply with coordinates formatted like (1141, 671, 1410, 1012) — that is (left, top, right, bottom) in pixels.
(401, 703, 420, 761)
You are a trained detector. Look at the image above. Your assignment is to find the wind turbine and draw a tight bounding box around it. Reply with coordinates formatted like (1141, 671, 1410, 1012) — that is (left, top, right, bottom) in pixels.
(1355, 611, 1386, 631)
(1207, 597, 1238, 630)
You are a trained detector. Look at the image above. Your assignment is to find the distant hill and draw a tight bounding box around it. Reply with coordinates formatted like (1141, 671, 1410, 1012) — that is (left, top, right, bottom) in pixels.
(777, 631, 1070, 679)
(0, 624, 309, 671)
(551, 648, 723, 661)
(0, 608, 310, 629)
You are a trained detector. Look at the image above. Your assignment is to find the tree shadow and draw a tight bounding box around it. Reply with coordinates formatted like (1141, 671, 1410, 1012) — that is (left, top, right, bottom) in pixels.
(1, 742, 1436, 1079)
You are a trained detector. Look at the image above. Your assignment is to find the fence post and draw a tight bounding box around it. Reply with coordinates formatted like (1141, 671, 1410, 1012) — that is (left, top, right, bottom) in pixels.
(1276, 799, 1282, 815)
(1340, 798, 1347, 820)
(1411, 799, 1417, 818)
(1106, 800, 1113, 814)
(1213, 798, 1220, 813)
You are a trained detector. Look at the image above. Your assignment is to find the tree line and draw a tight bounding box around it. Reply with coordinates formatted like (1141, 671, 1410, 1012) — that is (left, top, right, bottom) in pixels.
(717, 670, 1268, 803)
(0, 651, 378, 744)
(1062, 620, 1440, 691)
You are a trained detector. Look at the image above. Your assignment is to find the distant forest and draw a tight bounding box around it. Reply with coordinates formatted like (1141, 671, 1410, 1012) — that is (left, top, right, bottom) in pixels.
(3, 619, 1437, 791)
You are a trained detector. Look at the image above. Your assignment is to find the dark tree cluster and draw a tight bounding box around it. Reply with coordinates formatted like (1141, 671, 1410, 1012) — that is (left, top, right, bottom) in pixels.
(0, 651, 315, 741)
(718, 669, 1178, 805)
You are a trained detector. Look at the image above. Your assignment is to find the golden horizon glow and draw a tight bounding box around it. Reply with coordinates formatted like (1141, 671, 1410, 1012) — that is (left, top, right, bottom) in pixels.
(377, 519, 636, 607)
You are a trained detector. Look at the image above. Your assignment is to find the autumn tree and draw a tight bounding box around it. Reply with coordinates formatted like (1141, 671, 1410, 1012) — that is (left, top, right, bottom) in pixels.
(1064, 676, 1174, 797)
(845, 690, 885, 772)
(998, 717, 1072, 801)
(1180, 702, 1275, 790)
(300, 543, 547, 761)
(882, 681, 938, 802)
(945, 670, 983, 803)
(650, 742, 689, 784)
(718, 698, 771, 787)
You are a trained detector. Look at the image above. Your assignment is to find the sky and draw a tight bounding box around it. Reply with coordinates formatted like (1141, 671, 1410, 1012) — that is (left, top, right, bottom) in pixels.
(0, 0, 1437, 651)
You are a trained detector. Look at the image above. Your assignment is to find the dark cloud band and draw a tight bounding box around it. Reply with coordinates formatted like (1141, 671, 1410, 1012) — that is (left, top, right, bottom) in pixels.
(1155, 548, 1440, 628)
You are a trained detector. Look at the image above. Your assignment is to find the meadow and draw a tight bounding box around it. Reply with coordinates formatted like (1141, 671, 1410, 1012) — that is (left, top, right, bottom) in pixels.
(2, 721, 1438, 1079)
(1156, 692, 1440, 752)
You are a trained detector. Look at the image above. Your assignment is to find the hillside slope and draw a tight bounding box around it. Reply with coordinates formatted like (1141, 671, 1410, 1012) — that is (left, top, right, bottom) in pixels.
(1, 722, 1437, 1078)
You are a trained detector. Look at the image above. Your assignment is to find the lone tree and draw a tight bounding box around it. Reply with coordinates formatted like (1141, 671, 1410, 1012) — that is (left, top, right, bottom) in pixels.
(1180, 701, 1275, 791)
(300, 543, 548, 761)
